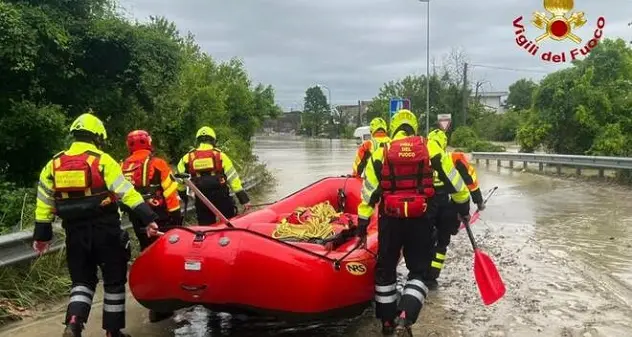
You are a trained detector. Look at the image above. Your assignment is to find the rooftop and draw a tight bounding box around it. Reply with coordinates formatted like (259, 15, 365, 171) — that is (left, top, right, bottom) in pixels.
(472, 91, 509, 98)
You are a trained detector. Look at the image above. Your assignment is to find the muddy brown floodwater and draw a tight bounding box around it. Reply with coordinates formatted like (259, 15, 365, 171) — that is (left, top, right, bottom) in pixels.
(3, 136, 632, 337)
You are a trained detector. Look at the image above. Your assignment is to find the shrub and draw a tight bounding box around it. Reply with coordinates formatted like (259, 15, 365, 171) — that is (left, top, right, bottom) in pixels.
(449, 126, 505, 153)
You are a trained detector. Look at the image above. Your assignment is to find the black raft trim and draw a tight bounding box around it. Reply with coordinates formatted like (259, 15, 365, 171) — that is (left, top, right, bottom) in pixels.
(137, 299, 372, 322)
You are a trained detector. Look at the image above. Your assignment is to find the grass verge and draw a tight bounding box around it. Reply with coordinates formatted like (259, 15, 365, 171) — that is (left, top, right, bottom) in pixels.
(0, 241, 70, 325)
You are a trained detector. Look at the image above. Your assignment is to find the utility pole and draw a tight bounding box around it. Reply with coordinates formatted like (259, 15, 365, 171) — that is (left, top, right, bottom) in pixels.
(357, 100, 362, 127)
(461, 62, 468, 126)
(419, 0, 431, 136)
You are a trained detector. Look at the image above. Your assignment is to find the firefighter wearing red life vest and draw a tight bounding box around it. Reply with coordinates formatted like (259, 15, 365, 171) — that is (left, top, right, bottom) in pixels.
(32, 113, 160, 337)
(120, 130, 181, 323)
(424, 128, 471, 289)
(176, 126, 251, 224)
(121, 130, 182, 254)
(357, 109, 435, 336)
(352, 117, 391, 177)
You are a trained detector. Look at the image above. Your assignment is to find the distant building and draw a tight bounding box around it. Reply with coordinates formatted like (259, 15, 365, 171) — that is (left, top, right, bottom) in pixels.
(471, 91, 508, 114)
(261, 110, 302, 134)
(335, 100, 372, 126)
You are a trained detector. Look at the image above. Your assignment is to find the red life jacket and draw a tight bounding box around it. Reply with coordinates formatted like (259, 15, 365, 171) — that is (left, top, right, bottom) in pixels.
(122, 154, 164, 207)
(51, 150, 116, 220)
(379, 136, 435, 218)
(187, 149, 224, 179)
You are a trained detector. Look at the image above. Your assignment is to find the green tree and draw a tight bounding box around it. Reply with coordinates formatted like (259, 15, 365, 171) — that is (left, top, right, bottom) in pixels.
(366, 73, 466, 132)
(517, 38, 632, 155)
(367, 48, 473, 133)
(506, 79, 538, 111)
(0, 0, 282, 232)
(301, 86, 330, 136)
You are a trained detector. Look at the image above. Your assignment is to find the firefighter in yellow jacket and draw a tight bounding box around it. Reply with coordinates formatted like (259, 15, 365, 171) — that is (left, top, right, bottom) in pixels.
(176, 126, 251, 224)
(357, 109, 436, 336)
(352, 117, 391, 177)
(32, 113, 160, 337)
(424, 128, 471, 289)
(450, 151, 484, 210)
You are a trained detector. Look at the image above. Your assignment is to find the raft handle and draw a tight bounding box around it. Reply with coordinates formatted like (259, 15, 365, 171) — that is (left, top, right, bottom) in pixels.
(193, 231, 206, 242)
(181, 284, 207, 292)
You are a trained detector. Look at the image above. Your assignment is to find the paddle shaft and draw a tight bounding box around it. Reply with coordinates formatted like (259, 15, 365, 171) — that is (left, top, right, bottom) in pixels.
(480, 186, 498, 209)
(182, 186, 189, 225)
(179, 176, 234, 228)
(463, 215, 478, 250)
(459, 186, 499, 230)
(250, 202, 275, 208)
(462, 187, 498, 248)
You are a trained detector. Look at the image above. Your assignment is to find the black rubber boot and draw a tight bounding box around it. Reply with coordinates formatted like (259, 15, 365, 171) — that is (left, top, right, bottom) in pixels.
(381, 320, 395, 335)
(423, 278, 438, 290)
(148, 310, 173, 323)
(62, 315, 83, 337)
(62, 326, 82, 337)
(105, 331, 131, 337)
(394, 312, 413, 337)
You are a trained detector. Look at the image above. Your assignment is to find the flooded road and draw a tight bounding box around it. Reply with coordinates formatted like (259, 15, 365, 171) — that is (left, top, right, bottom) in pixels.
(4, 136, 632, 337)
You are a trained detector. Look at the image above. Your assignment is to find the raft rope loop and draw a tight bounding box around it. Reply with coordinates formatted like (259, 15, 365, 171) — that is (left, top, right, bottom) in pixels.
(271, 201, 345, 240)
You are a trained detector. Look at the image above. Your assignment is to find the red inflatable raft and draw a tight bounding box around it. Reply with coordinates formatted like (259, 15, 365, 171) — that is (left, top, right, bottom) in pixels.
(129, 176, 379, 321)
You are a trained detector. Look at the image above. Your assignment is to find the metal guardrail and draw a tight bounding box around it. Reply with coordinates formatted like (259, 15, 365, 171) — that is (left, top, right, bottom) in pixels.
(0, 174, 263, 268)
(471, 152, 632, 173)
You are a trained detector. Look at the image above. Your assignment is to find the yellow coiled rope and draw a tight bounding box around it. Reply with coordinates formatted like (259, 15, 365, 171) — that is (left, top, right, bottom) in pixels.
(271, 201, 342, 240)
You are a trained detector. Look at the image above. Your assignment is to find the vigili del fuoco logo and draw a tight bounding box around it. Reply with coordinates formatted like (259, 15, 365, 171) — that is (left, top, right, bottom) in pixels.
(512, 0, 605, 63)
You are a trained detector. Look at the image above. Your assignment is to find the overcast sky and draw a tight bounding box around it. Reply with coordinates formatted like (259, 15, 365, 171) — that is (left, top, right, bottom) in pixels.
(117, 0, 631, 110)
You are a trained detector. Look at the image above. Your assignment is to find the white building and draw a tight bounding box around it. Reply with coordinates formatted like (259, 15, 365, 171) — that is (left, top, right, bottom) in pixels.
(471, 91, 508, 114)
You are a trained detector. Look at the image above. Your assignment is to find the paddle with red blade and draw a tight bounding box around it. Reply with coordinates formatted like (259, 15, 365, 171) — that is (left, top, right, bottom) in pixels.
(459, 186, 498, 230)
(460, 211, 506, 305)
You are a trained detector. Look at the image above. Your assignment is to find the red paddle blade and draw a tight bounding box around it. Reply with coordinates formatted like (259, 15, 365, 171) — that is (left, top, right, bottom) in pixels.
(459, 211, 480, 230)
(473, 248, 506, 305)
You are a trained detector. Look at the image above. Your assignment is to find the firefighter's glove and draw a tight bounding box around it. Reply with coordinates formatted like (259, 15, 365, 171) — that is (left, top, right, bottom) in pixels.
(33, 241, 51, 255)
(146, 222, 162, 237)
(356, 218, 369, 247)
(476, 202, 486, 212)
(471, 189, 484, 208)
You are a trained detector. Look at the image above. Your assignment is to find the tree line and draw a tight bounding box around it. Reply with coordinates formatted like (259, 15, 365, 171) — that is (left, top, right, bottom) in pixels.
(362, 38, 632, 157)
(364, 48, 505, 152)
(0, 0, 281, 232)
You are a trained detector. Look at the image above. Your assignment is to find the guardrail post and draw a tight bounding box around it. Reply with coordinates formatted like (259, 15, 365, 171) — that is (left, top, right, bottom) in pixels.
(476, 158, 479, 164)
(576, 167, 581, 176)
(485, 159, 489, 166)
(523, 161, 527, 169)
(539, 163, 544, 171)
(598, 169, 604, 178)
(509, 160, 514, 169)
(497, 159, 501, 167)
(556, 165, 562, 174)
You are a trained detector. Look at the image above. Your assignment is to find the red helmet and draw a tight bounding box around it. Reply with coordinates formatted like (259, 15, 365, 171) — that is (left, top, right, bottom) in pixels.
(126, 130, 153, 153)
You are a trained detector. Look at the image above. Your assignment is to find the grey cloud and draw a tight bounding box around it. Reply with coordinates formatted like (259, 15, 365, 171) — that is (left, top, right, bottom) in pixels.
(118, 0, 631, 109)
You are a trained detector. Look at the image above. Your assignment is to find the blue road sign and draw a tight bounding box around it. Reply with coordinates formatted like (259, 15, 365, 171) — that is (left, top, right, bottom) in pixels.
(389, 98, 411, 119)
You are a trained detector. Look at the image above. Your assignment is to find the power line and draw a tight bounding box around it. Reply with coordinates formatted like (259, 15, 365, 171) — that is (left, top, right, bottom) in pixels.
(469, 63, 551, 74)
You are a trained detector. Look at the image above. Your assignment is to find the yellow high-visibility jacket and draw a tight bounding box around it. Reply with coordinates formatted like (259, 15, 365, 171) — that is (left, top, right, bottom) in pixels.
(427, 140, 470, 204)
(352, 132, 391, 177)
